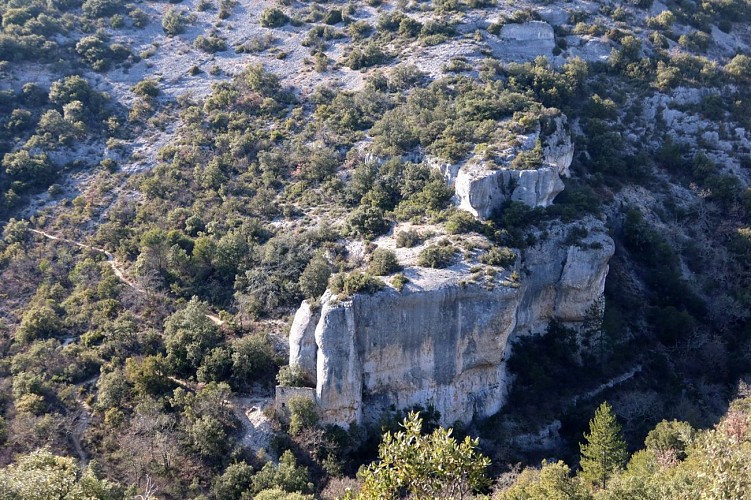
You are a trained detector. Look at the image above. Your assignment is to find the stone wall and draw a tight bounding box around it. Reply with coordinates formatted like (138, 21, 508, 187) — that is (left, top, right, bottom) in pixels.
(274, 386, 316, 415)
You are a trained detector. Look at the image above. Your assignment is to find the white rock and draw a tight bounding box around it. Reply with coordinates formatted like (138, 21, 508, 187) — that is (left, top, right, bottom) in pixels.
(510, 168, 565, 207)
(543, 115, 574, 177)
(537, 7, 568, 26)
(290, 221, 615, 427)
(288, 301, 320, 382)
(488, 21, 555, 61)
(453, 116, 573, 220)
(568, 38, 613, 62)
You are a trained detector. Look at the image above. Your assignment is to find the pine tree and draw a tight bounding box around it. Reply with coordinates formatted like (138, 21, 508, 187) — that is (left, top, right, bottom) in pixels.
(579, 401, 628, 489)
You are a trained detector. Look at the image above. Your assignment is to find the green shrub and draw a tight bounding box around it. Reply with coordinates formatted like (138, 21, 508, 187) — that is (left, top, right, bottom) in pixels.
(396, 229, 424, 248)
(15, 305, 61, 343)
(276, 366, 308, 387)
(82, 0, 123, 19)
(725, 54, 751, 82)
(349, 20, 372, 41)
(260, 8, 289, 28)
(345, 43, 387, 70)
(480, 246, 516, 267)
(197, 0, 214, 11)
(194, 34, 227, 53)
(347, 206, 390, 240)
(75, 34, 113, 71)
(445, 211, 481, 234)
(132, 78, 160, 98)
(646, 11, 675, 30)
(417, 244, 456, 268)
(510, 140, 543, 170)
(129, 8, 149, 27)
(162, 8, 189, 36)
(329, 272, 384, 296)
(369, 248, 402, 275)
(288, 396, 319, 435)
(250, 451, 313, 495)
(644, 420, 695, 460)
(678, 31, 711, 52)
(299, 252, 331, 299)
(189, 415, 230, 462)
(212, 462, 254, 500)
(323, 8, 342, 25)
(390, 273, 408, 292)
(230, 333, 276, 390)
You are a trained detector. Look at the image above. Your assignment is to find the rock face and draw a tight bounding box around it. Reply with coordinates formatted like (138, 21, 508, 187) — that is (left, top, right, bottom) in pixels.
(542, 116, 574, 177)
(454, 116, 574, 220)
(513, 223, 614, 335)
(455, 166, 565, 219)
(289, 221, 614, 427)
(488, 21, 555, 60)
(288, 301, 320, 382)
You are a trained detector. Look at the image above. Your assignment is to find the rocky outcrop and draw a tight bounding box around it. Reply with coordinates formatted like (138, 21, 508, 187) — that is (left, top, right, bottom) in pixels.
(565, 37, 613, 62)
(513, 223, 614, 335)
(288, 301, 320, 382)
(289, 221, 614, 427)
(455, 166, 565, 219)
(488, 21, 555, 60)
(542, 115, 574, 177)
(454, 116, 574, 220)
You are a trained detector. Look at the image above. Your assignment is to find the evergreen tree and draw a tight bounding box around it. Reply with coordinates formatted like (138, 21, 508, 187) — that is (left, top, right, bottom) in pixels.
(579, 401, 628, 489)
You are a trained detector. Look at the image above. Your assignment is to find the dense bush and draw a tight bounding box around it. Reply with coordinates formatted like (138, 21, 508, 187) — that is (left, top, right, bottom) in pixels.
(479, 246, 516, 267)
(250, 451, 313, 496)
(417, 244, 456, 268)
(298, 252, 331, 300)
(162, 8, 190, 36)
(82, 0, 123, 19)
(260, 8, 289, 28)
(194, 34, 228, 53)
(345, 43, 388, 70)
(395, 229, 425, 247)
(347, 206, 390, 240)
(329, 272, 384, 296)
(368, 248, 401, 275)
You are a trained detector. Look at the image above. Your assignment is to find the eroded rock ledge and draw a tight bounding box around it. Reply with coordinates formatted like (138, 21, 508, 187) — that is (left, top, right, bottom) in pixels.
(454, 115, 574, 220)
(289, 220, 614, 426)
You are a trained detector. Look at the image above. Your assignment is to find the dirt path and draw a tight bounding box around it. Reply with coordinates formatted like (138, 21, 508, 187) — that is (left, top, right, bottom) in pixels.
(23, 225, 229, 462)
(27, 228, 225, 325)
(570, 365, 642, 406)
(68, 375, 98, 466)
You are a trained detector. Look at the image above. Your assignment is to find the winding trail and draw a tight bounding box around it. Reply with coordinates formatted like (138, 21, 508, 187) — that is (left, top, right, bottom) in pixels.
(27, 228, 225, 326)
(68, 375, 98, 466)
(30, 229, 145, 292)
(570, 364, 643, 406)
(20, 226, 231, 463)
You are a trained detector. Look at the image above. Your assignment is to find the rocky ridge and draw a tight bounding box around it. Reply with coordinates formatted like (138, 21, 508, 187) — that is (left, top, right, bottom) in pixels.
(288, 118, 613, 426)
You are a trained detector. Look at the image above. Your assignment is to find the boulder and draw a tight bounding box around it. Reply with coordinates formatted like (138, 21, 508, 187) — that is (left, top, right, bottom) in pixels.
(488, 21, 555, 61)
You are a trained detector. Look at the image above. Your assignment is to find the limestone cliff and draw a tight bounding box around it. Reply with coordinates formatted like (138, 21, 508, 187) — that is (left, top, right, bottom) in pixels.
(454, 115, 574, 220)
(455, 166, 565, 219)
(289, 220, 614, 426)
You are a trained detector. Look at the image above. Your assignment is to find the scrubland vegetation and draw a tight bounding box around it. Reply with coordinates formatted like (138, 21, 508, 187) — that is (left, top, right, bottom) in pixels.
(1, 0, 751, 497)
